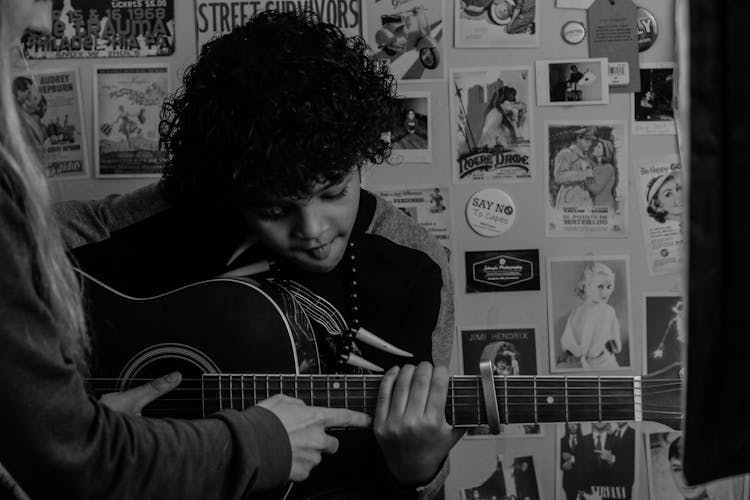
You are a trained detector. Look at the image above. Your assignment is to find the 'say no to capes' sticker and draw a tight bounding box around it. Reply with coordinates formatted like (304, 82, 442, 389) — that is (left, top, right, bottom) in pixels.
(466, 188, 516, 237)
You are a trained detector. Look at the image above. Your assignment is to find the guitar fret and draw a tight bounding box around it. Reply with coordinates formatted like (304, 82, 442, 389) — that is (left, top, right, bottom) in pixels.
(344, 375, 349, 410)
(266, 375, 270, 400)
(598, 377, 602, 422)
(201, 376, 206, 418)
(533, 378, 538, 423)
(219, 376, 223, 410)
(326, 375, 331, 407)
(450, 379, 456, 426)
(253, 376, 257, 407)
(564, 377, 569, 422)
(310, 375, 314, 406)
(241, 376, 246, 411)
(475, 378, 481, 425)
(503, 377, 509, 424)
(230, 375, 234, 410)
(279, 374, 284, 396)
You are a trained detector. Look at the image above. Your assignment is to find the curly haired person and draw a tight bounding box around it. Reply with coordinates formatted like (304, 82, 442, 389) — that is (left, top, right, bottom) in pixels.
(56, 10, 460, 500)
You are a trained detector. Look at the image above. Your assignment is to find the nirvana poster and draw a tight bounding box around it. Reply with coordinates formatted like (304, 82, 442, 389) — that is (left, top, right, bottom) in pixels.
(22, 0, 175, 59)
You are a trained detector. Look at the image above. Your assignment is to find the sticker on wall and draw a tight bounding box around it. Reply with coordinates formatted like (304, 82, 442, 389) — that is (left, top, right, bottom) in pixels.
(466, 188, 516, 237)
(637, 6, 658, 52)
(465, 249, 540, 293)
(561, 20, 586, 45)
(23, 1, 175, 59)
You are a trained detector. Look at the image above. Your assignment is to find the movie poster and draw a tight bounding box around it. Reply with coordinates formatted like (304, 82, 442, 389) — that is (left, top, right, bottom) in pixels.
(387, 91, 431, 163)
(634, 157, 684, 275)
(455, 0, 538, 48)
(450, 66, 534, 183)
(93, 64, 170, 177)
(646, 432, 734, 500)
(374, 186, 451, 252)
(556, 422, 638, 500)
(366, 0, 445, 82)
(459, 454, 542, 500)
(12, 69, 88, 179)
(547, 255, 632, 373)
(545, 121, 628, 238)
(643, 292, 684, 375)
(195, 0, 365, 54)
(632, 63, 676, 135)
(23, 0, 175, 59)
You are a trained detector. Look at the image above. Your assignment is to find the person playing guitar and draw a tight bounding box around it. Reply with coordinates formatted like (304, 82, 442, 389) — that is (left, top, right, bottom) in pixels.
(56, 10, 461, 500)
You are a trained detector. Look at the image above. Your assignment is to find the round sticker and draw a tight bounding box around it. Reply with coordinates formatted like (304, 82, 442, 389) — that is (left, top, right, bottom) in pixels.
(561, 21, 586, 45)
(466, 188, 516, 237)
(637, 7, 658, 52)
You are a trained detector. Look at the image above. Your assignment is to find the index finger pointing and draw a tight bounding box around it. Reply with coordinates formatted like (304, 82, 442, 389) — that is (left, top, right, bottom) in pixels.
(320, 408, 372, 428)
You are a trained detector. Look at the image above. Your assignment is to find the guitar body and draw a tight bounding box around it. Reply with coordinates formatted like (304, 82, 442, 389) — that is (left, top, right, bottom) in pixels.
(80, 271, 321, 418)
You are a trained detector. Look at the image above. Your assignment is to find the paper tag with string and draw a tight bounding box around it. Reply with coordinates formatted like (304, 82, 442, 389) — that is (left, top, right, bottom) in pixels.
(587, 0, 640, 93)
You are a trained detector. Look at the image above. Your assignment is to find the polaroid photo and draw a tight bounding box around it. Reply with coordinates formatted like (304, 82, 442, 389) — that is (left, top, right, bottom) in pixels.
(632, 63, 676, 135)
(459, 454, 543, 499)
(547, 255, 632, 373)
(643, 292, 684, 376)
(535, 58, 609, 106)
(455, 0, 539, 48)
(386, 91, 432, 163)
(93, 64, 170, 178)
(556, 422, 638, 500)
(374, 186, 451, 253)
(646, 431, 735, 500)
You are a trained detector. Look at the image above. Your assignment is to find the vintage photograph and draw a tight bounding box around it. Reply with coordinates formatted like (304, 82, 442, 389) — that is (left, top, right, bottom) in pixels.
(374, 186, 451, 252)
(22, 0, 175, 59)
(93, 64, 170, 177)
(367, 0, 445, 82)
(459, 454, 542, 500)
(545, 121, 628, 238)
(195, 0, 365, 54)
(556, 422, 637, 500)
(547, 255, 632, 373)
(455, 0, 538, 48)
(632, 63, 676, 135)
(634, 157, 684, 275)
(12, 68, 88, 179)
(459, 326, 537, 376)
(386, 91, 432, 163)
(646, 432, 734, 500)
(643, 293, 684, 375)
(535, 59, 609, 106)
(450, 66, 534, 183)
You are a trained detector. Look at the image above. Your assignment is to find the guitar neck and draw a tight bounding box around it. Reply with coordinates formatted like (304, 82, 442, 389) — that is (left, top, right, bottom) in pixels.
(201, 374, 639, 426)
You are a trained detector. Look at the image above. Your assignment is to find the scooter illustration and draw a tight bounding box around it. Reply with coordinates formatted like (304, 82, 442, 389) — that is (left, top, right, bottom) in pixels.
(375, 6, 440, 70)
(460, 0, 515, 26)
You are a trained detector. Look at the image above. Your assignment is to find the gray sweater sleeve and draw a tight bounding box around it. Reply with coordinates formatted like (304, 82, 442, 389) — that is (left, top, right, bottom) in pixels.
(1, 195, 292, 499)
(54, 182, 171, 249)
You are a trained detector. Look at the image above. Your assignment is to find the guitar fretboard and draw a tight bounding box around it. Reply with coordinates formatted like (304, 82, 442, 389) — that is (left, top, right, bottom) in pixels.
(201, 374, 638, 426)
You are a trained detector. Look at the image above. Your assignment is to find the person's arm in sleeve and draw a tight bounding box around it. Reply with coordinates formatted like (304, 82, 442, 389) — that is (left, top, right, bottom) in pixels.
(54, 182, 170, 249)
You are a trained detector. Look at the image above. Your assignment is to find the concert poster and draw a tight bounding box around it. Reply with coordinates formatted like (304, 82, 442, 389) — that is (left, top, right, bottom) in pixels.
(555, 422, 638, 500)
(366, 0, 445, 82)
(643, 292, 684, 376)
(646, 431, 734, 500)
(535, 59, 609, 106)
(634, 157, 683, 275)
(547, 255, 632, 373)
(93, 64, 170, 177)
(386, 91, 432, 164)
(195, 0, 365, 55)
(631, 63, 676, 135)
(449, 66, 534, 184)
(12, 68, 88, 179)
(458, 454, 543, 500)
(544, 121, 628, 238)
(22, 0, 175, 59)
(465, 249, 540, 293)
(454, 0, 538, 48)
(374, 186, 451, 253)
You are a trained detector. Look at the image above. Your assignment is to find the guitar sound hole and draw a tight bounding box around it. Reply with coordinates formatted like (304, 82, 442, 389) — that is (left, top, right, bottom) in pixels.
(122, 360, 208, 420)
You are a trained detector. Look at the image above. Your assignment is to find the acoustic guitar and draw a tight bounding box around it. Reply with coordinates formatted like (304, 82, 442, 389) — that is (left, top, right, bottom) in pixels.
(79, 271, 682, 498)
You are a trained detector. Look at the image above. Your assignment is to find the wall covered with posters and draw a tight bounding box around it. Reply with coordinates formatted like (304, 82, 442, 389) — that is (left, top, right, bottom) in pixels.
(13, 0, 746, 498)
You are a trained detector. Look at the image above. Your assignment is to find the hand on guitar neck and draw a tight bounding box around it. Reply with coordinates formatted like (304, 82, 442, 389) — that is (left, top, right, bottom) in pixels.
(374, 362, 466, 486)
